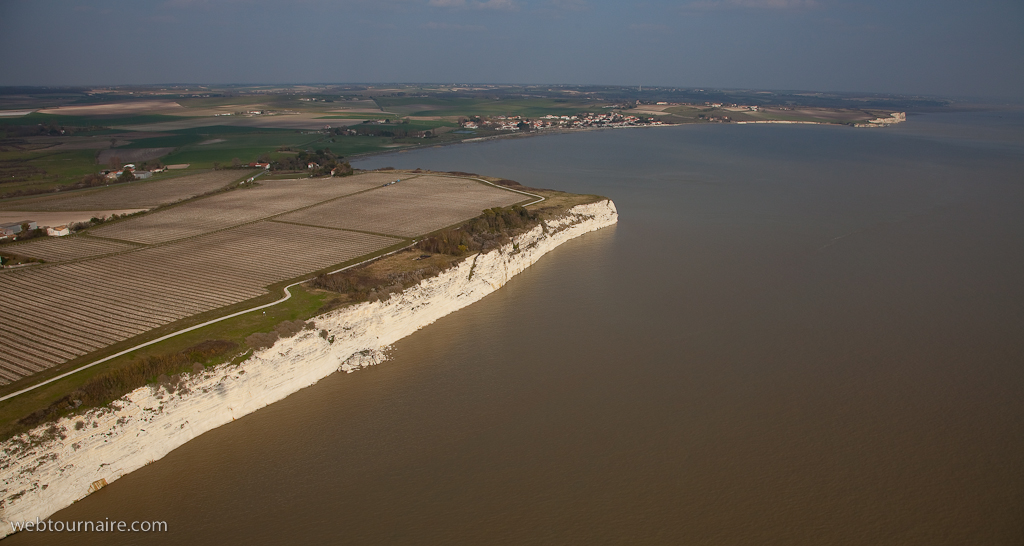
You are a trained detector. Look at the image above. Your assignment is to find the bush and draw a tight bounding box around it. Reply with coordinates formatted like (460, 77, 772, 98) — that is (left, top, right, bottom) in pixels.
(416, 205, 539, 255)
(309, 259, 442, 301)
(245, 331, 279, 350)
(274, 319, 308, 337)
(12, 340, 239, 432)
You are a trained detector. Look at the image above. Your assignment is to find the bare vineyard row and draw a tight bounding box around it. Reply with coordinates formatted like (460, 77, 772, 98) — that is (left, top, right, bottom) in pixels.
(3, 236, 140, 263)
(90, 175, 392, 244)
(0, 222, 399, 383)
(0, 170, 252, 212)
(278, 176, 525, 237)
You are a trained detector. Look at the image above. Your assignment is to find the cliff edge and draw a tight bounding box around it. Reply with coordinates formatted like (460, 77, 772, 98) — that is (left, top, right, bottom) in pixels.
(0, 199, 618, 537)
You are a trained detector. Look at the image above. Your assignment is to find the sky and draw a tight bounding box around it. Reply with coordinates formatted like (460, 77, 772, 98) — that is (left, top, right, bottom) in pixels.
(1, 0, 1022, 99)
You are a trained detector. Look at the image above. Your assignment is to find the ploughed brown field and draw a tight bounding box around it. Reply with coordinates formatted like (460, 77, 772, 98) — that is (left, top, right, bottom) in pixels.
(96, 147, 177, 165)
(0, 172, 528, 385)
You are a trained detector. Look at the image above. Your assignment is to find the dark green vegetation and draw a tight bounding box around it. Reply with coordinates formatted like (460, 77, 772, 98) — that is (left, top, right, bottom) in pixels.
(12, 340, 239, 435)
(0, 280, 336, 442)
(0, 178, 598, 442)
(310, 205, 541, 305)
(416, 205, 539, 255)
(1, 84, 942, 200)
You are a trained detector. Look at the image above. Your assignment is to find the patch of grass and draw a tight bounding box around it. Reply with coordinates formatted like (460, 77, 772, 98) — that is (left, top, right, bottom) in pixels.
(117, 133, 205, 149)
(0, 283, 331, 441)
(12, 340, 241, 434)
(374, 97, 600, 118)
(316, 136, 402, 157)
(0, 148, 102, 196)
(154, 131, 327, 168)
(0, 169, 603, 443)
(163, 125, 298, 135)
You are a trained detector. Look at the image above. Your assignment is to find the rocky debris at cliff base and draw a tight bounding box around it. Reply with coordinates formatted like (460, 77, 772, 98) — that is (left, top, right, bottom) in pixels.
(340, 349, 388, 373)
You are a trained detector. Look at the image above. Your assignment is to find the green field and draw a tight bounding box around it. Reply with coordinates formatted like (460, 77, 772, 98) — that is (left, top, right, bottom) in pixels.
(158, 132, 328, 167)
(0, 148, 101, 195)
(0, 113, 191, 128)
(0, 85, 911, 198)
(374, 97, 601, 118)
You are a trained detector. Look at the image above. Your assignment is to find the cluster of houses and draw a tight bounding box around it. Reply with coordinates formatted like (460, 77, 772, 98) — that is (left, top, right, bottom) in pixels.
(0, 219, 70, 242)
(99, 164, 157, 181)
(463, 112, 664, 132)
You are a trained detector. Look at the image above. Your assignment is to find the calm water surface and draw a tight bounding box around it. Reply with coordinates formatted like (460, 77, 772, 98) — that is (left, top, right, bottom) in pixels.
(19, 111, 1024, 545)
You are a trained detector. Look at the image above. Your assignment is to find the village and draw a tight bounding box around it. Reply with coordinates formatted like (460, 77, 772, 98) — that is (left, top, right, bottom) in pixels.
(461, 111, 664, 132)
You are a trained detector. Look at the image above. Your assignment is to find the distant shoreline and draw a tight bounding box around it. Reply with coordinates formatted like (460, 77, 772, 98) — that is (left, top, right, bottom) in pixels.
(346, 116, 906, 162)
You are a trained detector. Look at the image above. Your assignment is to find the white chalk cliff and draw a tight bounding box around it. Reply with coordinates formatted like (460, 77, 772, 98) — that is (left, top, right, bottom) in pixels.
(0, 199, 618, 537)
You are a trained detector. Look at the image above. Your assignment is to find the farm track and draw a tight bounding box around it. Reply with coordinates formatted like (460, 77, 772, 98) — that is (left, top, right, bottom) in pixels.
(90, 174, 397, 244)
(277, 175, 525, 237)
(0, 223, 401, 383)
(0, 173, 525, 386)
(2, 236, 141, 263)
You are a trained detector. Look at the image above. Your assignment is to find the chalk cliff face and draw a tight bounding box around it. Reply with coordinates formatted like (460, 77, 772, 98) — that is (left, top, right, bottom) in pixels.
(0, 200, 618, 536)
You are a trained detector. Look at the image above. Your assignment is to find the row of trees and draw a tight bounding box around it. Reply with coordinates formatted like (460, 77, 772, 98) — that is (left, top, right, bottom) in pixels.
(270, 148, 352, 176)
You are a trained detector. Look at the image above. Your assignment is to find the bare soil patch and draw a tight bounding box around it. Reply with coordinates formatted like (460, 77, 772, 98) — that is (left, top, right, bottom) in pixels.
(36, 101, 183, 116)
(97, 148, 175, 164)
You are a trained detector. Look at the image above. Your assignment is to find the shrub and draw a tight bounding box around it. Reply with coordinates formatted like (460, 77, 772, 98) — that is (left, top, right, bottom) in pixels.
(273, 319, 308, 337)
(416, 205, 539, 255)
(245, 331, 279, 350)
(11, 339, 239, 432)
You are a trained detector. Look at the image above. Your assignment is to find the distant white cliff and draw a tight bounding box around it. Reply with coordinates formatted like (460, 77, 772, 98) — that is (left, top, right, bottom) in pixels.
(0, 200, 618, 538)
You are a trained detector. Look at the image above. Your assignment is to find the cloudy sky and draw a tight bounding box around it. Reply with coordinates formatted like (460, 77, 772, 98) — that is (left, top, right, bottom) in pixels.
(1, 0, 1021, 99)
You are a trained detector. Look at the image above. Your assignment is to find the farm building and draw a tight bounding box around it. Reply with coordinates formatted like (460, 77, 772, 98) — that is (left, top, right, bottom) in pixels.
(47, 225, 71, 237)
(1, 220, 37, 238)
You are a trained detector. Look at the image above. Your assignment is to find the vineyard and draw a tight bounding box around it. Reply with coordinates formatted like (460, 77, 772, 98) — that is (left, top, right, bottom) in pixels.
(1, 235, 140, 262)
(278, 175, 526, 237)
(91, 175, 391, 244)
(0, 172, 525, 385)
(0, 222, 399, 383)
(0, 170, 252, 212)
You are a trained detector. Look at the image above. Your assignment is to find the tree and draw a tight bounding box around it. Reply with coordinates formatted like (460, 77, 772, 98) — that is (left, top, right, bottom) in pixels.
(108, 155, 122, 169)
(117, 170, 136, 183)
(231, 157, 241, 168)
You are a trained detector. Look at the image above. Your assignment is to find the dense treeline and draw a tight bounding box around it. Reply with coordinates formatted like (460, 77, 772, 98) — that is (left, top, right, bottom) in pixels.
(417, 205, 539, 255)
(310, 260, 443, 304)
(271, 147, 352, 176)
(310, 205, 541, 304)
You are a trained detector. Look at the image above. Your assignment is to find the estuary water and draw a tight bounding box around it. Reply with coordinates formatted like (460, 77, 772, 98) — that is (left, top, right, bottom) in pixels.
(18, 110, 1024, 545)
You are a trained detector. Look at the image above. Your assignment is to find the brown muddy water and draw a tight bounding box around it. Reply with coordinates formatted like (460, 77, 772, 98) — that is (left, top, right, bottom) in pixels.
(15, 110, 1024, 545)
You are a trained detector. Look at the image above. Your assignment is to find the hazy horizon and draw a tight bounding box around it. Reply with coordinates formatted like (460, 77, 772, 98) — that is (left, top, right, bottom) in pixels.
(1, 0, 1022, 100)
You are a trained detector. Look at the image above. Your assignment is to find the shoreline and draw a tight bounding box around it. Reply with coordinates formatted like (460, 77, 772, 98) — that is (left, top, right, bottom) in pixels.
(347, 116, 905, 162)
(0, 199, 618, 538)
